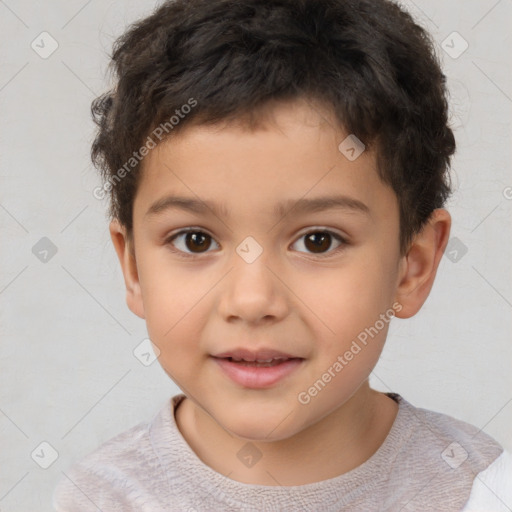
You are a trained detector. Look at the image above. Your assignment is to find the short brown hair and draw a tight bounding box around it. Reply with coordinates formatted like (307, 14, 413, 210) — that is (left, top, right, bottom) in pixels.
(91, 0, 455, 254)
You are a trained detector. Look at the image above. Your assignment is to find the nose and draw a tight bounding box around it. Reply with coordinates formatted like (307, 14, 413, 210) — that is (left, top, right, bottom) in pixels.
(217, 249, 289, 325)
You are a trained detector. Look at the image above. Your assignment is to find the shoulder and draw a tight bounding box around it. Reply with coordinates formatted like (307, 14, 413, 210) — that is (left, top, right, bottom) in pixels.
(395, 395, 504, 468)
(383, 394, 506, 510)
(462, 449, 512, 511)
(52, 406, 170, 512)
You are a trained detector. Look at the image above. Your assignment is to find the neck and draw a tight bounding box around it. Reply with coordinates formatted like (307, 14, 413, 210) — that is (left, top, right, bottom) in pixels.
(175, 383, 398, 486)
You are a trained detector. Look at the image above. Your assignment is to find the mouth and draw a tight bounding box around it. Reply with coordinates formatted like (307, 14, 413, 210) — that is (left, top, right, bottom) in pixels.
(211, 349, 304, 388)
(216, 356, 299, 367)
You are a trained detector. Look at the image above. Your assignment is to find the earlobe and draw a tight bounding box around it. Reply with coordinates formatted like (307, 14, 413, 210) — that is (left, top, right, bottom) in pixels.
(109, 220, 145, 319)
(394, 209, 451, 318)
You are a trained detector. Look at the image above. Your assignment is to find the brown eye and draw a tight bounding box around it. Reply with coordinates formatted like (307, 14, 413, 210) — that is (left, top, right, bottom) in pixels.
(167, 230, 219, 255)
(292, 230, 345, 256)
(184, 232, 212, 253)
(305, 232, 331, 253)
(166, 228, 346, 258)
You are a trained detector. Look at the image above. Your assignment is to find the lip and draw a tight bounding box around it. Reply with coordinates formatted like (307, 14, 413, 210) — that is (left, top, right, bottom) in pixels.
(211, 349, 304, 389)
(212, 348, 300, 361)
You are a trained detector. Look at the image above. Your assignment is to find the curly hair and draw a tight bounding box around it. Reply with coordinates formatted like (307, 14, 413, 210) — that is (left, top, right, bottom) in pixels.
(91, 0, 455, 254)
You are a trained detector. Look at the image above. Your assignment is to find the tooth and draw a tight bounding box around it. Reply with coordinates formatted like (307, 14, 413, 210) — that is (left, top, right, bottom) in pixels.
(228, 356, 292, 363)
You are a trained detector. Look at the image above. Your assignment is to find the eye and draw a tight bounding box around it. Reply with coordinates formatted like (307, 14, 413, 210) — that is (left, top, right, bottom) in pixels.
(165, 228, 347, 258)
(291, 229, 346, 256)
(165, 228, 219, 257)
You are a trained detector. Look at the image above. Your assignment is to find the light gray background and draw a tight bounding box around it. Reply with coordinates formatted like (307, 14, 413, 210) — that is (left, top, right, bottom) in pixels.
(0, 0, 511, 510)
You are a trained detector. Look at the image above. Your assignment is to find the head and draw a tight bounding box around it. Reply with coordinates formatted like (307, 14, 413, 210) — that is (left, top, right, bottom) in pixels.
(94, 0, 454, 440)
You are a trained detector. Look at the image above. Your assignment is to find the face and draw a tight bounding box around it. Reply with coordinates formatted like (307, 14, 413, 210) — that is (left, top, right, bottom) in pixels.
(125, 99, 406, 441)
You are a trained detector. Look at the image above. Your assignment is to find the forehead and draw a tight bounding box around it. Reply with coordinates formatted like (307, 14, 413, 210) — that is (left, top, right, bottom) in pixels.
(134, 99, 395, 223)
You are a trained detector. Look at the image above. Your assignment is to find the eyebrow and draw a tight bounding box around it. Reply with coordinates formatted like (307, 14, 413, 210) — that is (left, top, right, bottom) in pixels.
(145, 194, 370, 219)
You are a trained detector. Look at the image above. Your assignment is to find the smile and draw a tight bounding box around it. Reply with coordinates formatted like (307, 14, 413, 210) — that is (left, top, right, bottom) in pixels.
(211, 356, 304, 388)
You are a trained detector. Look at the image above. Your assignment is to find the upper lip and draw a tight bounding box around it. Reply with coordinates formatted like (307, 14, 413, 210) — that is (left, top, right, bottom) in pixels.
(212, 348, 302, 361)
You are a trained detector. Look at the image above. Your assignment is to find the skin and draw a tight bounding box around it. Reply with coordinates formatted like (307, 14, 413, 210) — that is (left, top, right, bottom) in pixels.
(110, 97, 451, 486)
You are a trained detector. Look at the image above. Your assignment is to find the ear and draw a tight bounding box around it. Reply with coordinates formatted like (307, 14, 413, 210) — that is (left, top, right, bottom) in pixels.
(394, 208, 451, 318)
(109, 219, 145, 319)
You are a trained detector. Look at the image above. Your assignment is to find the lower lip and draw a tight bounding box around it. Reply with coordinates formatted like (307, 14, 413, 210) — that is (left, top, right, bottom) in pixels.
(212, 357, 303, 389)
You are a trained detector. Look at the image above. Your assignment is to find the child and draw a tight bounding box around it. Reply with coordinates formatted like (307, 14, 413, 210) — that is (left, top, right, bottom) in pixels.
(53, 0, 512, 510)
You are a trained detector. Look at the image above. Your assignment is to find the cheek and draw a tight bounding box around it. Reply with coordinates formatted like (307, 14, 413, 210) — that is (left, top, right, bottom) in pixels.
(143, 286, 209, 391)
(297, 259, 395, 336)
(137, 257, 210, 354)
(292, 256, 398, 385)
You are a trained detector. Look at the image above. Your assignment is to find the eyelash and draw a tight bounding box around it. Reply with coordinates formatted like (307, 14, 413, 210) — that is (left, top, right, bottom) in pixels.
(164, 227, 348, 259)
